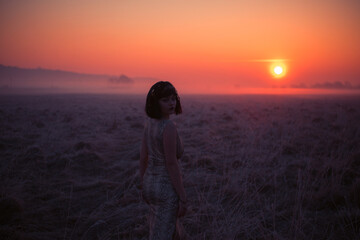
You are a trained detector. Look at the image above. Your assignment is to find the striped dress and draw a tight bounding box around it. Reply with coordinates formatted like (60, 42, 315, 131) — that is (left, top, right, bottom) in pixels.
(142, 117, 184, 240)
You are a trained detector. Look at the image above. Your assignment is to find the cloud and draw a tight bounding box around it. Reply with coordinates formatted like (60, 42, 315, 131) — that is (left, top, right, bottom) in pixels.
(272, 81, 360, 90)
(108, 75, 133, 84)
(310, 81, 359, 89)
(290, 83, 308, 88)
(287, 81, 360, 90)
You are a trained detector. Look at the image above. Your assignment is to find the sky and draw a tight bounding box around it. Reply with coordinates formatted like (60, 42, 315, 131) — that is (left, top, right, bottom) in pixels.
(1, 0, 360, 94)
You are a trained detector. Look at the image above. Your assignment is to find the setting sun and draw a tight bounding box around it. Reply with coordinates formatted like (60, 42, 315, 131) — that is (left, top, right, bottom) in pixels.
(270, 63, 287, 79)
(274, 66, 283, 75)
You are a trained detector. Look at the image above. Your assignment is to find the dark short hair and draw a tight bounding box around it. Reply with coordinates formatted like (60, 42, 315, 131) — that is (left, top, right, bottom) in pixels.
(145, 81, 182, 119)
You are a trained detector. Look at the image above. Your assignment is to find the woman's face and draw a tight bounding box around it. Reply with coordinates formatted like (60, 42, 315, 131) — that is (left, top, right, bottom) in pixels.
(158, 94, 176, 117)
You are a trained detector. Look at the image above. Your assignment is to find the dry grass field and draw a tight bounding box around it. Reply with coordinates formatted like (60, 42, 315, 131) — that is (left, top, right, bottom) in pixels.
(0, 93, 359, 239)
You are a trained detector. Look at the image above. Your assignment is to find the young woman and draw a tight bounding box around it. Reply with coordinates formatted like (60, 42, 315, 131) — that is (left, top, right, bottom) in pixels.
(140, 81, 187, 239)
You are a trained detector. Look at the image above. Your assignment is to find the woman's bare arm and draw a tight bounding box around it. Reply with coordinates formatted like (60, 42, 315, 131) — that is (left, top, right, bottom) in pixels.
(163, 121, 186, 202)
(176, 133, 184, 159)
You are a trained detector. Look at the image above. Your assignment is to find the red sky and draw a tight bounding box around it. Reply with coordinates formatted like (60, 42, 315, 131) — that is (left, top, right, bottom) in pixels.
(1, 0, 360, 94)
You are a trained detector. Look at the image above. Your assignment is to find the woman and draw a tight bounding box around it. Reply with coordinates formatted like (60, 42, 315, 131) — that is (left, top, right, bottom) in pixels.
(140, 81, 187, 239)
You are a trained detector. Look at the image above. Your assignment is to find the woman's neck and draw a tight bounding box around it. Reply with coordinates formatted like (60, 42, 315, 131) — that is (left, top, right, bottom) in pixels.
(161, 114, 170, 120)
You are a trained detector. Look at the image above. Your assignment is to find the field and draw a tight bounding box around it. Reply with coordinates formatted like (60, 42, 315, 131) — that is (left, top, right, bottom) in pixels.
(0, 93, 359, 240)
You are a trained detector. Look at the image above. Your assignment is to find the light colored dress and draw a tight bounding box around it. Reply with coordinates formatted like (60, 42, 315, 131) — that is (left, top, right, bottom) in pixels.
(142, 117, 184, 240)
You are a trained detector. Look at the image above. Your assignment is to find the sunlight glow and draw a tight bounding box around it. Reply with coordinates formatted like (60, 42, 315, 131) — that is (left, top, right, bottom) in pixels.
(270, 62, 287, 79)
(274, 66, 283, 75)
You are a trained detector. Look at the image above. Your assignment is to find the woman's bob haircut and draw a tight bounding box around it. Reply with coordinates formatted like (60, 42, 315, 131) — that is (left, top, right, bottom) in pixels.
(145, 81, 182, 119)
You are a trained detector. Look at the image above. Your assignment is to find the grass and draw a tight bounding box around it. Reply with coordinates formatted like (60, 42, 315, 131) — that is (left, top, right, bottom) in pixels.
(0, 94, 359, 239)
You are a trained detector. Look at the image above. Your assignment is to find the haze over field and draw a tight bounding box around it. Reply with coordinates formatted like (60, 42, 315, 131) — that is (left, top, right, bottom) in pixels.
(1, 0, 360, 94)
(1, 64, 360, 95)
(0, 64, 155, 94)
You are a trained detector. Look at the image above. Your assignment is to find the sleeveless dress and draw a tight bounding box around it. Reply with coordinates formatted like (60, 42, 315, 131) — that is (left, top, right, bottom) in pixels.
(142, 117, 184, 240)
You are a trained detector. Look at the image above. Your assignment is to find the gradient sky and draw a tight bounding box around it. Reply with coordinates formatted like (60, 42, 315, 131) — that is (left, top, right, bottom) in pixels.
(1, 0, 360, 94)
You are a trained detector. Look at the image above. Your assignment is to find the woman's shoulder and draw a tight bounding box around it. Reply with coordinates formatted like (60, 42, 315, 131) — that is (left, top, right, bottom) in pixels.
(162, 119, 178, 134)
(162, 120, 178, 140)
(164, 119, 176, 127)
(146, 117, 177, 130)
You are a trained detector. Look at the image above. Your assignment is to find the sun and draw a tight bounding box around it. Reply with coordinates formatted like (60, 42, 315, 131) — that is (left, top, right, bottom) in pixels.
(274, 66, 283, 75)
(270, 63, 287, 78)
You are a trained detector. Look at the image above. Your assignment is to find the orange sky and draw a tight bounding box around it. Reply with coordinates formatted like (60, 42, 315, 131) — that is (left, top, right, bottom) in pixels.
(1, 0, 360, 94)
